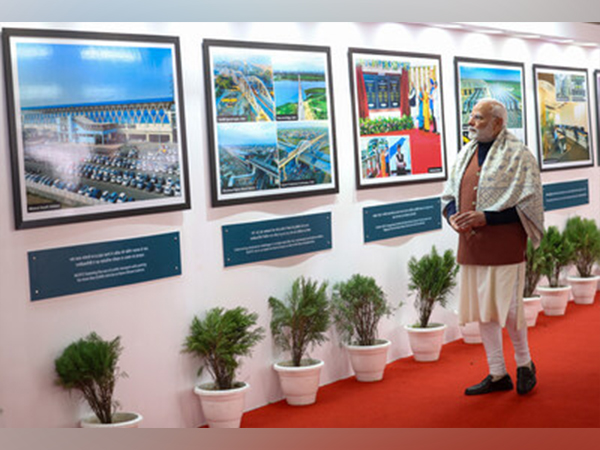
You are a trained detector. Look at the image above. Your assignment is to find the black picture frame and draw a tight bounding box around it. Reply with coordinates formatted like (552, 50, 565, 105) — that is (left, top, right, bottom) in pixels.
(532, 64, 594, 172)
(348, 48, 447, 190)
(595, 70, 600, 167)
(2, 28, 191, 229)
(203, 39, 339, 207)
(454, 57, 527, 150)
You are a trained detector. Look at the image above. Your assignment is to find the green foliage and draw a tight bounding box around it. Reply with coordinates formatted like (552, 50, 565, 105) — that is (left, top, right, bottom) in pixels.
(563, 216, 600, 278)
(407, 247, 459, 328)
(268, 277, 330, 367)
(332, 274, 393, 346)
(524, 239, 544, 298)
(54, 332, 125, 424)
(183, 307, 265, 390)
(359, 116, 414, 135)
(538, 226, 575, 287)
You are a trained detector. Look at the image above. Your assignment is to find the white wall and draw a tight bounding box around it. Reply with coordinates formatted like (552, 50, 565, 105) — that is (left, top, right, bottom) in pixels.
(0, 22, 598, 428)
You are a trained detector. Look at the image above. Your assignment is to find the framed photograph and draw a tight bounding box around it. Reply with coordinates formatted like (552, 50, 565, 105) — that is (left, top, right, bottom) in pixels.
(2, 28, 190, 229)
(595, 70, 600, 165)
(455, 57, 526, 148)
(348, 48, 447, 189)
(203, 39, 338, 207)
(533, 65, 594, 171)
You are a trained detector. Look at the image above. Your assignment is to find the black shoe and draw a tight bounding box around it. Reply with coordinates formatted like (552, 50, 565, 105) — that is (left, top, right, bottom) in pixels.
(465, 374, 513, 396)
(517, 362, 537, 395)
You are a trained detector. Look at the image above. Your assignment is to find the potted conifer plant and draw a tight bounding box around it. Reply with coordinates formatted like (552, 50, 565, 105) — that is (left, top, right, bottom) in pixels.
(563, 216, 600, 304)
(55, 332, 142, 428)
(331, 274, 394, 382)
(183, 306, 264, 428)
(268, 276, 330, 405)
(405, 246, 458, 362)
(537, 226, 575, 316)
(523, 239, 544, 327)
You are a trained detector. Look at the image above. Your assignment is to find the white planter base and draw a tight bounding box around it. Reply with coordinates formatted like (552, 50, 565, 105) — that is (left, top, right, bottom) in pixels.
(404, 324, 447, 362)
(523, 296, 542, 327)
(538, 286, 572, 316)
(194, 382, 249, 428)
(80, 412, 143, 428)
(567, 276, 599, 305)
(460, 322, 482, 344)
(274, 360, 323, 406)
(345, 340, 391, 382)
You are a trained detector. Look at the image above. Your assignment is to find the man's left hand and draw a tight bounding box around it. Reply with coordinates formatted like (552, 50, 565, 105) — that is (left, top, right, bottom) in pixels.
(452, 211, 486, 230)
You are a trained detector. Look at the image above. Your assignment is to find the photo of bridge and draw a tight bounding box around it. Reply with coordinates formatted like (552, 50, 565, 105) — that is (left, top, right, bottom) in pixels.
(277, 122, 331, 187)
(458, 63, 524, 144)
(212, 50, 275, 122)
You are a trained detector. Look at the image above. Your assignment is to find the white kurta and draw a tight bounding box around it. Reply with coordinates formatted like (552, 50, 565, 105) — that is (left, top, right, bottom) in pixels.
(459, 262, 526, 330)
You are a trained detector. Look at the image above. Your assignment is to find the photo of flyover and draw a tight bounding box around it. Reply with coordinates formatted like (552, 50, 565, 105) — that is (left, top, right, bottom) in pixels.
(536, 70, 591, 168)
(12, 40, 184, 216)
(217, 122, 279, 194)
(277, 121, 331, 187)
(212, 50, 275, 122)
(457, 63, 524, 144)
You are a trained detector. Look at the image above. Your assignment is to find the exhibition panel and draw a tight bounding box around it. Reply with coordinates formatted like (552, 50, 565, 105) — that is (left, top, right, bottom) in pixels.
(533, 64, 595, 171)
(203, 39, 339, 207)
(348, 48, 447, 189)
(2, 28, 191, 229)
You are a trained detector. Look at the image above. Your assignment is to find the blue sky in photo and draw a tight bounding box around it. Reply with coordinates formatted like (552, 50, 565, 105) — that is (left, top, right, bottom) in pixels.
(16, 42, 175, 108)
(460, 65, 522, 82)
(217, 122, 277, 146)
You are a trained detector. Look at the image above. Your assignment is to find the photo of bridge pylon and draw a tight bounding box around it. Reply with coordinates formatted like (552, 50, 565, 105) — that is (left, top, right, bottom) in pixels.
(277, 121, 331, 188)
(212, 49, 275, 123)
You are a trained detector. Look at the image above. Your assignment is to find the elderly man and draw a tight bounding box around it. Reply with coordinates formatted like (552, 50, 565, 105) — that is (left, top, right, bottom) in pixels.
(442, 99, 544, 396)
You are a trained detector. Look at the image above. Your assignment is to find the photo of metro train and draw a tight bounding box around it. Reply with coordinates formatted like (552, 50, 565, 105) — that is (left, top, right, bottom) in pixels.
(455, 58, 526, 147)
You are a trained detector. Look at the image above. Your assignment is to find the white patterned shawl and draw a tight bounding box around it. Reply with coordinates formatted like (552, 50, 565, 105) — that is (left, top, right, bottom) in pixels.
(442, 129, 545, 247)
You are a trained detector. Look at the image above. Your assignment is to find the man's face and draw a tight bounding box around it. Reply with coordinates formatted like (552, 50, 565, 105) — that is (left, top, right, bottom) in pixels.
(468, 102, 502, 143)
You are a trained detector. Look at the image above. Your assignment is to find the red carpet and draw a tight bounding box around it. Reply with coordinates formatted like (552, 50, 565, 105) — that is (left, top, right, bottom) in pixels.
(242, 296, 600, 427)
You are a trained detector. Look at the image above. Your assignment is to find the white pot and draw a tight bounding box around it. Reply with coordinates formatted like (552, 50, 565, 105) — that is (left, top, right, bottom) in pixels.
(194, 382, 249, 428)
(274, 359, 323, 406)
(404, 323, 447, 362)
(538, 285, 572, 316)
(567, 276, 599, 305)
(345, 339, 391, 382)
(523, 296, 542, 327)
(459, 322, 482, 344)
(80, 411, 143, 428)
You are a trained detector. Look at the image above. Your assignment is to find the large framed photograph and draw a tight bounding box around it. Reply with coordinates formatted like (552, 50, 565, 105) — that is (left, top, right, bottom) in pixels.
(455, 57, 526, 148)
(2, 28, 190, 229)
(595, 70, 600, 166)
(533, 65, 594, 171)
(348, 48, 447, 189)
(203, 39, 338, 207)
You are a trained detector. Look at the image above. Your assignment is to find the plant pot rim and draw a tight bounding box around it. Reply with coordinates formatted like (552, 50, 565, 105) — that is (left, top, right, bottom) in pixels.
(404, 323, 447, 332)
(523, 295, 541, 302)
(345, 339, 391, 350)
(194, 381, 249, 396)
(566, 275, 600, 281)
(80, 411, 143, 428)
(537, 285, 572, 291)
(274, 359, 324, 371)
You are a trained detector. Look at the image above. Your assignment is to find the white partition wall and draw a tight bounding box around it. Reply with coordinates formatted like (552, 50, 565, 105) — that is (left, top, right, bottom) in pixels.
(0, 22, 599, 427)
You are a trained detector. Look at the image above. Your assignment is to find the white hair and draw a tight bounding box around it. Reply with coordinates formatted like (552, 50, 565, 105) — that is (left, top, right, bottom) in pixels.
(477, 98, 508, 127)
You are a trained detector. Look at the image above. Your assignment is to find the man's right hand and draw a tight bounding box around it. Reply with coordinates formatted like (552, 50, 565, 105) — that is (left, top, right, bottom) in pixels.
(449, 214, 471, 234)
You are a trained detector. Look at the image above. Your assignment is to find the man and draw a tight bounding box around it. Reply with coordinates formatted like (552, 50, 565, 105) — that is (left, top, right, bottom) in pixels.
(442, 99, 544, 396)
